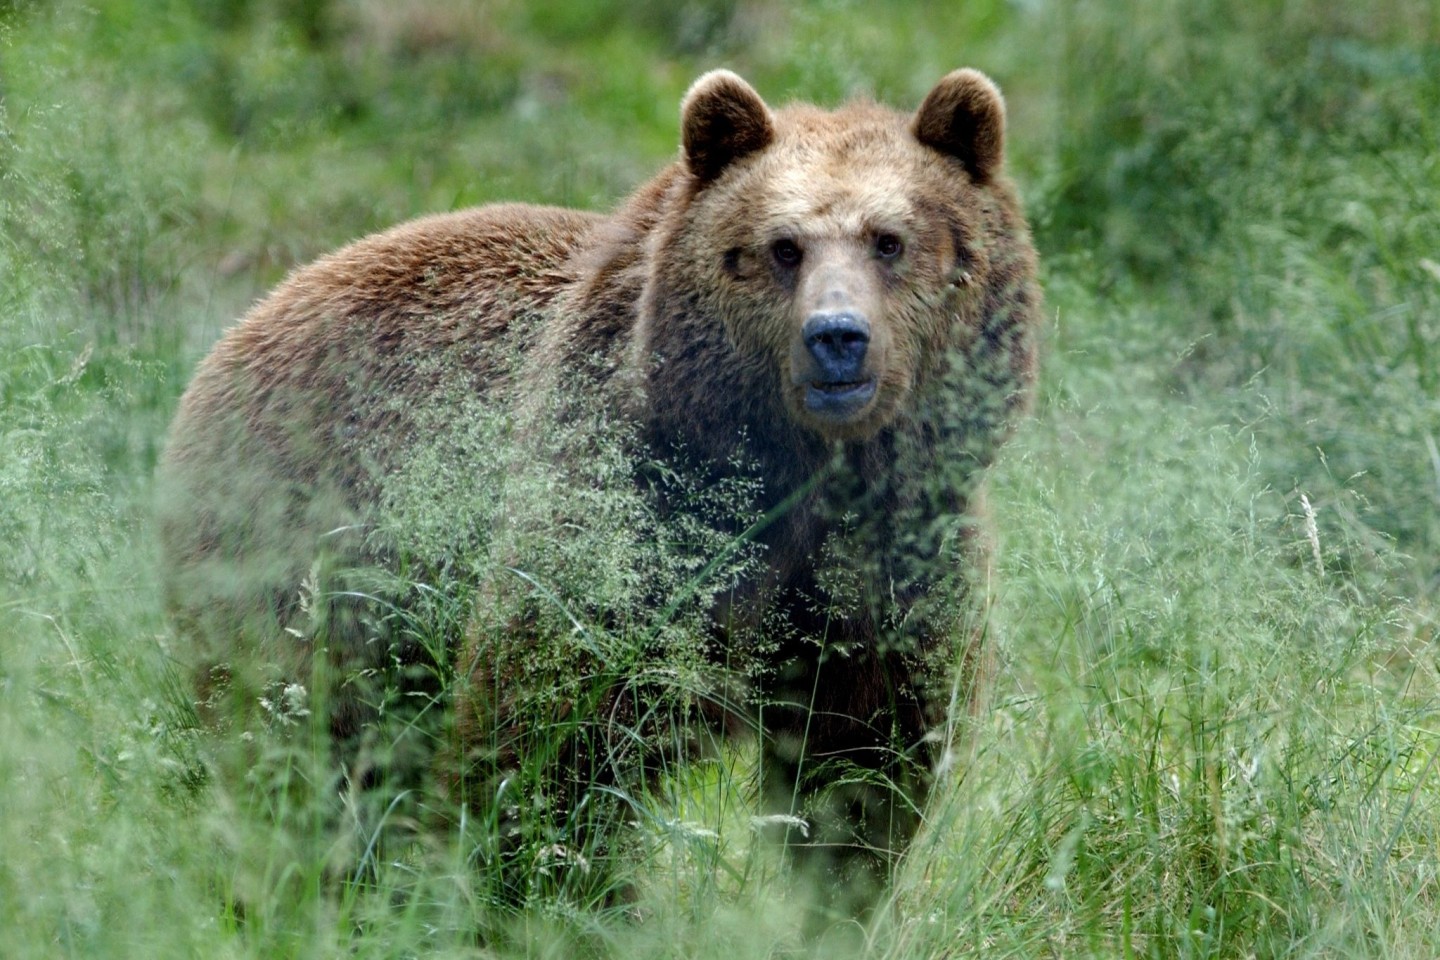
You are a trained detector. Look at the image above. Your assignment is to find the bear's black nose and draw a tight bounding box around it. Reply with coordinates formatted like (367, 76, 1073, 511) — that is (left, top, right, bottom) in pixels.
(803, 311, 870, 382)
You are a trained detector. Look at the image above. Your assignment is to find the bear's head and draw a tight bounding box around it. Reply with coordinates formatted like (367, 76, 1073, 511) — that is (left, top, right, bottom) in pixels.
(646, 68, 1018, 446)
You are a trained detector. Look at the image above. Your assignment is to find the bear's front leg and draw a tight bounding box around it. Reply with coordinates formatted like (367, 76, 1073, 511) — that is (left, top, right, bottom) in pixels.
(758, 621, 946, 923)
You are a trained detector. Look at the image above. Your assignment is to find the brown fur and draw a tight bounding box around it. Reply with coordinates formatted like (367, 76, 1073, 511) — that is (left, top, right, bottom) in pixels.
(158, 69, 1040, 912)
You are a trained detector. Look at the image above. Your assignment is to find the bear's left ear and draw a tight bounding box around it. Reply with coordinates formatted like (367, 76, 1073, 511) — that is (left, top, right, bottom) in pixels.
(681, 70, 775, 184)
(912, 68, 1007, 182)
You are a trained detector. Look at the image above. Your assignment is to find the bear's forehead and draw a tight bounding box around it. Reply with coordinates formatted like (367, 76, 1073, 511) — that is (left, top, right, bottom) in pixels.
(748, 105, 945, 235)
(756, 163, 914, 236)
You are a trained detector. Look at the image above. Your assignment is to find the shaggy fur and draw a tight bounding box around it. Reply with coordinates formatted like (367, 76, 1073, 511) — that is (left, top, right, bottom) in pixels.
(158, 68, 1041, 912)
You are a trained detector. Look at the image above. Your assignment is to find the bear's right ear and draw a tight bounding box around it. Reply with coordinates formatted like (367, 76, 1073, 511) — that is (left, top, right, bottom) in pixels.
(681, 70, 775, 184)
(912, 68, 1007, 182)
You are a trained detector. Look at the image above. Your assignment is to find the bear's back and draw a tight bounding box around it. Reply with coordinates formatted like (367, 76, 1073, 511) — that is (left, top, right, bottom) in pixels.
(157, 203, 603, 655)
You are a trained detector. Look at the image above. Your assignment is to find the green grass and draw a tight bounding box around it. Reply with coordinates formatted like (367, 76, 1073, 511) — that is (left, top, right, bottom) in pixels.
(3, 0, 1439, 956)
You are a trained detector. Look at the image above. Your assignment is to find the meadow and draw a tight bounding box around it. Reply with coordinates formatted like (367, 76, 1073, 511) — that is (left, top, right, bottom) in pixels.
(2, 0, 1439, 956)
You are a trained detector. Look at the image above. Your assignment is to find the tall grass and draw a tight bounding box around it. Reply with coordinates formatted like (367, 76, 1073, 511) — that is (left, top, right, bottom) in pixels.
(1034, 0, 1440, 597)
(2, 0, 1438, 957)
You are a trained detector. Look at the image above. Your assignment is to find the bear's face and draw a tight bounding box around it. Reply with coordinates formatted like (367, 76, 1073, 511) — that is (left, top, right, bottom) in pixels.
(663, 69, 1009, 443)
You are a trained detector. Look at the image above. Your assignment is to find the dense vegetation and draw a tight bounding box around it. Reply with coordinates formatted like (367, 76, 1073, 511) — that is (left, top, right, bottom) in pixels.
(2, 1, 1438, 956)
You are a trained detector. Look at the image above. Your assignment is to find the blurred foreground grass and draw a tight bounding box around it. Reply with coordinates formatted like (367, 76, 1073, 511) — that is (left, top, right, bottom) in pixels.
(2, 1, 1439, 956)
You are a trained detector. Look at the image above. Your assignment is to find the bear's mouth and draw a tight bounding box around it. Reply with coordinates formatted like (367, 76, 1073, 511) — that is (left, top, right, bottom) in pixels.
(804, 377, 877, 420)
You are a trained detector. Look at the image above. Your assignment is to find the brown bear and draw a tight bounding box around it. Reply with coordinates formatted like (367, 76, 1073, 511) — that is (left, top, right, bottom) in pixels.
(157, 68, 1040, 914)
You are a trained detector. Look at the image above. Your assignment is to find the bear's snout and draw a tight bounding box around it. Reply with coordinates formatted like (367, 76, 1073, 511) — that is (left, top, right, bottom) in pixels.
(804, 311, 870, 373)
(799, 310, 877, 419)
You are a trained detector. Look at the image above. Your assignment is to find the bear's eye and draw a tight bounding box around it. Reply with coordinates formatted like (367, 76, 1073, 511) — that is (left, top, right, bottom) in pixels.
(771, 238, 803, 268)
(875, 234, 904, 260)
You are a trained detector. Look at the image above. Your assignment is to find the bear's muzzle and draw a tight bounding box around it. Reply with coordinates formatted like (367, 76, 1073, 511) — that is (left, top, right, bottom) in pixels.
(799, 310, 877, 420)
